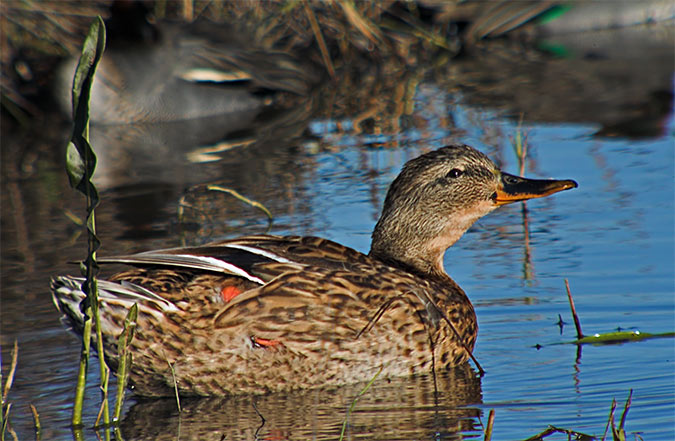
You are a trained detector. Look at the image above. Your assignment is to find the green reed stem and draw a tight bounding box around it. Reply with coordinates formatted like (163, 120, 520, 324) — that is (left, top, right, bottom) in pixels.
(71, 316, 92, 428)
(66, 16, 106, 428)
(93, 278, 111, 427)
(94, 367, 109, 427)
(114, 304, 138, 423)
(113, 426, 126, 441)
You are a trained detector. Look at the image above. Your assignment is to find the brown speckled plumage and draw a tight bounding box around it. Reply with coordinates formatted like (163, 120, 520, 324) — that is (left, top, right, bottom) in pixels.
(52, 144, 576, 396)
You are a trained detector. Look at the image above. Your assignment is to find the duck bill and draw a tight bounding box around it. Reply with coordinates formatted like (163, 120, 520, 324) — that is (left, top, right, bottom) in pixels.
(495, 172, 578, 206)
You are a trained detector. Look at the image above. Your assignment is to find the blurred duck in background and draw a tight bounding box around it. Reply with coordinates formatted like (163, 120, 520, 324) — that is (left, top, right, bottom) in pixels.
(425, 0, 674, 43)
(52, 2, 316, 124)
(1, 0, 317, 124)
(421, 0, 674, 139)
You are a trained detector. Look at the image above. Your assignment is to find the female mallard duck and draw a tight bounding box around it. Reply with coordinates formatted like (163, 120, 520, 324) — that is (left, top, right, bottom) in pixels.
(52, 144, 576, 396)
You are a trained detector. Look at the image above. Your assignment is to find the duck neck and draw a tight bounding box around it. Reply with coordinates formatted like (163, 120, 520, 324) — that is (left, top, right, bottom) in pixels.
(369, 213, 476, 278)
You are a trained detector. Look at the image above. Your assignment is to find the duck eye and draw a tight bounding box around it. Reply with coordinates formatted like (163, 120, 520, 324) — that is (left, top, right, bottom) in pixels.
(446, 169, 463, 179)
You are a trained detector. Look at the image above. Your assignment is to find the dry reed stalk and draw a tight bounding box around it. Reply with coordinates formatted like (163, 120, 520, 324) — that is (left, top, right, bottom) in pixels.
(484, 409, 495, 441)
(29, 404, 40, 439)
(564, 279, 584, 339)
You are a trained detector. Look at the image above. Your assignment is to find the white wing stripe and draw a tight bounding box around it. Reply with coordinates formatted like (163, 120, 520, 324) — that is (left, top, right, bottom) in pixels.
(174, 254, 265, 284)
(118, 281, 180, 312)
(223, 244, 294, 263)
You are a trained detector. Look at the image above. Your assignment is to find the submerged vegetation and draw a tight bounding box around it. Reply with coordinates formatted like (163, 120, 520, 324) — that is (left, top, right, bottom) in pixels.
(539, 279, 675, 348)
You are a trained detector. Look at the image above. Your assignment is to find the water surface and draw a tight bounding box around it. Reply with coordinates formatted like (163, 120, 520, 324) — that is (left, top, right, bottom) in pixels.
(1, 28, 674, 441)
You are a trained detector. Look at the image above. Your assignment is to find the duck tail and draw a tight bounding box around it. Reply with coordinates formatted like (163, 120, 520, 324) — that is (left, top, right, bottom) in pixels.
(51, 276, 89, 334)
(51, 275, 179, 338)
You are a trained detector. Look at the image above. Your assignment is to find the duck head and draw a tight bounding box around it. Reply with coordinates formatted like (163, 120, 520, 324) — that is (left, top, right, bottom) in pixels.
(369, 144, 577, 276)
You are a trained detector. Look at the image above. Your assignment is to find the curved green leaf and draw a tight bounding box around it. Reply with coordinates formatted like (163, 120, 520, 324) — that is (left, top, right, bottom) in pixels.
(66, 16, 107, 429)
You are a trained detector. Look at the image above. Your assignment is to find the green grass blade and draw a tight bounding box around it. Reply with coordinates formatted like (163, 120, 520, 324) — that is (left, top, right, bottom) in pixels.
(338, 366, 382, 441)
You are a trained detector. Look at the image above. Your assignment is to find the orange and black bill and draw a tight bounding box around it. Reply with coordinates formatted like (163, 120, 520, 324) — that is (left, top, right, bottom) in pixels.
(494, 172, 578, 206)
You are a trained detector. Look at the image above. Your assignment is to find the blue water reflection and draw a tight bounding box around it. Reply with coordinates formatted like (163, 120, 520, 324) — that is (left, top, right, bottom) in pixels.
(1, 53, 673, 441)
(303, 105, 674, 438)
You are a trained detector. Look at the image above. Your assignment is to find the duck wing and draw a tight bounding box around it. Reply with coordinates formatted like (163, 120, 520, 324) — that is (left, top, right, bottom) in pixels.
(98, 234, 448, 336)
(98, 234, 372, 283)
(54, 234, 471, 394)
(97, 235, 440, 338)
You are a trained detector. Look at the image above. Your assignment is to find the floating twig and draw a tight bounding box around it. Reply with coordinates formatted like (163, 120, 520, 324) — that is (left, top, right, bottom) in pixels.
(205, 185, 274, 225)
